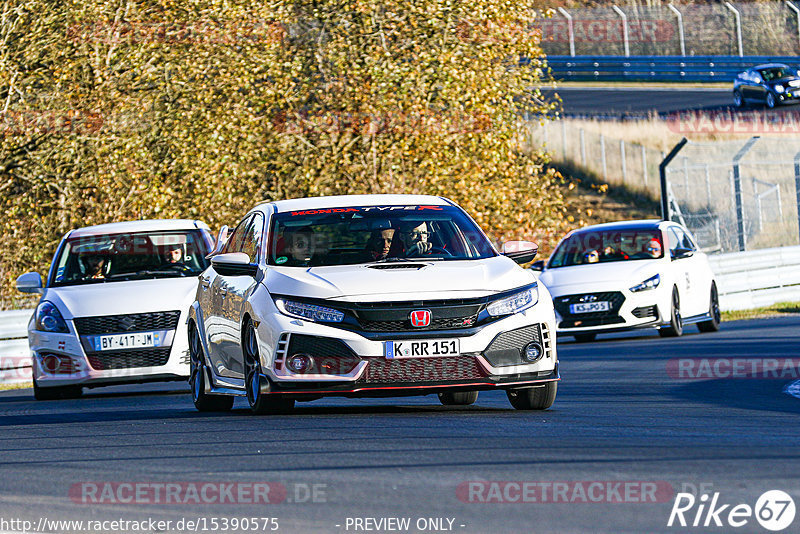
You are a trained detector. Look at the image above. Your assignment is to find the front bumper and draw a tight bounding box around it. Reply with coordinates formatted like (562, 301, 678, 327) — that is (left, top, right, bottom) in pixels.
(249, 297, 559, 397)
(551, 285, 668, 335)
(28, 319, 191, 388)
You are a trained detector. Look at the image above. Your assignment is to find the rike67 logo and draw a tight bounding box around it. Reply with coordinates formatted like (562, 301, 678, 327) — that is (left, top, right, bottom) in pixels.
(668, 490, 795, 531)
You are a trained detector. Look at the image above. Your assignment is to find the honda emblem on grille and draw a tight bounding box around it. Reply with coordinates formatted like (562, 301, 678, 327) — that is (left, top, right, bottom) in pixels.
(120, 317, 137, 331)
(409, 309, 431, 328)
(581, 295, 598, 302)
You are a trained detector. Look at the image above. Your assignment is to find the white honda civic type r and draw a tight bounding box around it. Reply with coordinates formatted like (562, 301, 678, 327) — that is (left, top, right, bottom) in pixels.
(537, 220, 721, 342)
(187, 194, 559, 414)
(16, 220, 215, 399)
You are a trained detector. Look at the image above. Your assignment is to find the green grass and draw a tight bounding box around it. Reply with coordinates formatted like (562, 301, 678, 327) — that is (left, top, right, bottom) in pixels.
(722, 302, 800, 322)
(0, 382, 30, 391)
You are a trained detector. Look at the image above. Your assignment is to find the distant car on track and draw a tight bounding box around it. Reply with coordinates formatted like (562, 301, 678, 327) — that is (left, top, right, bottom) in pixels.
(536, 220, 720, 342)
(187, 194, 559, 414)
(733, 63, 800, 109)
(16, 219, 215, 400)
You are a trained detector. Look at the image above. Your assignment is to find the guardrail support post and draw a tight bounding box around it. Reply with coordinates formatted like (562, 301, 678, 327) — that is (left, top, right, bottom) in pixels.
(620, 140, 627, 183)
(731, 136, 759, 251)
(667, 3, 686, 56)
(794, 150, 800, 244)
(723, 1, 744, 57)
(659, 138, 688, 221)
(600, 134, 607, 179)
(612, 5, 630, 57)
(557, 7, 576, 57)
(641, 144, 648, 187)
(580, 129, 586, 166)
(786, 1, 800, 50)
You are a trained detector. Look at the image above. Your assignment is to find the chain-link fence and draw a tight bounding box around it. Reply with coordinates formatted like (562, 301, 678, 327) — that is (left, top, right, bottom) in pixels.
(538, 1, 800, 57)
(662, 137, 800, 253)
(525, 120, 665, 198)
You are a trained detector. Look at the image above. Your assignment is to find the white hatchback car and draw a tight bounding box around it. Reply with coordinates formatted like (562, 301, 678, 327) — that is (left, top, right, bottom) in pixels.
(16, 220, 214, 399)
(188, 194, 559, 414)
(537, 220, 721, 342)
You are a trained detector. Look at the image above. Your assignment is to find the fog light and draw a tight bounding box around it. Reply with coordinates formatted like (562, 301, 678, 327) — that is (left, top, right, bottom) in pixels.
(286, 353, 314, 374)
(523, 343, 543, 363)
(42, 354, 61, 372)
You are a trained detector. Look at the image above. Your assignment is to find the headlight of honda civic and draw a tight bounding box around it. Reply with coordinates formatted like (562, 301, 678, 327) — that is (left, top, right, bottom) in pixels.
(487, 284, 539, 316)
(34, 301, 69, 333)
(630, 274, 661, 293)
(275, 298, 344, 323)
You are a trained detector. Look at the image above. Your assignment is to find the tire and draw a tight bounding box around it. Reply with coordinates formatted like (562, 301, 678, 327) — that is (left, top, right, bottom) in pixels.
(438, 390, 479, 406)
(506, 382, 557, 410)
(573, 333, 597, 343)
(733, 90, 744, 108)
(658, 287, 683, 337)
(698, 283, 722, 333)
(766, 92, 776, 109)
(32, 379, 82, 401)
(189, 322, 234, 412)
(243, 320, 294, 415)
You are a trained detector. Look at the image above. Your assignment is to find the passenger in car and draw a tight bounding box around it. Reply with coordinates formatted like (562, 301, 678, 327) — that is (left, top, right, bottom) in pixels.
(364, 228, 395, 261)
(282, 227, 318, 266)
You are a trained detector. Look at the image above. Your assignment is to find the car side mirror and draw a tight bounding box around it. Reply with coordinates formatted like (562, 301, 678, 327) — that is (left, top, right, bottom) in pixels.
(501, 241, 539, 265)
(206, 225, 230, 259)
(530, 260, 545, 272)
(211, 252, 258, 277)
(671, 247, 693, 260)
(16, 272, 44, 294)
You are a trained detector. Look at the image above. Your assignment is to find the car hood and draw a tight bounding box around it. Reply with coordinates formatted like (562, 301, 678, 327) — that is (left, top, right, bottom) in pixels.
(43, 278, 199, 319)
(264, 256, 536, 301)
(538, 260, 662, 293)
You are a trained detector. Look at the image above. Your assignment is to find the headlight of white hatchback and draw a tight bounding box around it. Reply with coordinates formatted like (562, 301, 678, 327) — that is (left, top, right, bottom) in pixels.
(487, 284, 539, 317)
(775, 84, 785, 94)
(629, 274, 661, 293)
(275, 298, 345, 323)
(35, 301, 69, 333)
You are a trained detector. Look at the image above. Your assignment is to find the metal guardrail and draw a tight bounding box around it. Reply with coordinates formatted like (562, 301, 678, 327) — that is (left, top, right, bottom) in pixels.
(708, 245, 800, 311)
(0, 309, 32, 386)
(547, 55, 800, 82)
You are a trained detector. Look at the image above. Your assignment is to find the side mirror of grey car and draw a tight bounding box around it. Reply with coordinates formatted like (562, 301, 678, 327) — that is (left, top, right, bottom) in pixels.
(211, 252, 259, 277)
(206, 225, 230, 259)
(16, 272, 44, 294)
(501, 241, 539, 265)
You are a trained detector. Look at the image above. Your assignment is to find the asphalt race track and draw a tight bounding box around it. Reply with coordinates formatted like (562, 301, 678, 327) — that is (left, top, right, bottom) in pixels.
(0, 317, 798, 533)
(547, 87, 800, 117)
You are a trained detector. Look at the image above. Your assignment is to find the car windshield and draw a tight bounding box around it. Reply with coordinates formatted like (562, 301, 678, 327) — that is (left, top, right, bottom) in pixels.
(760, 67, 795, 81)
(548, 228, 664, 268)
(268, 205, 497, 267)
(51, 229, 213, 286)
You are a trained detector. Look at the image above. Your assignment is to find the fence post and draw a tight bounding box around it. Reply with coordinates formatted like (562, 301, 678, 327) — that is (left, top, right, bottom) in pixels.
(667, 3, 686, 56)
(620, 140, 627, 183)
(580, 129, 586, 166)
(683, 157, 689, 196)
(561, 120, 568, 160)
(724, 1, 744, 57)
(600, 134, 607, 179)
(704, 164, 712, 206)
(557, 7, 576, 57)
(753, 178, 762, 233)
(659, 138, 688, 220)
(786, 1, 800, 50)
(795, 150, 800, 244)
(612, 5, 630, 57)
(731, 136, 759, 251)
(641, 144, 648, 187)
(543, 120, 548, 145)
